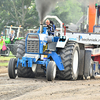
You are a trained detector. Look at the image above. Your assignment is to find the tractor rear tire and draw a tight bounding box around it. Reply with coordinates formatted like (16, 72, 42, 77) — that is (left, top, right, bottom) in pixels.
(1, 46, 10, 56)
(16, 39, 36, 78)
(12, 40, 20, 56)
(46, 61, 56, 81)
(8, 58, 17, 79)
(18, 64, 36, 78)
(7, 40, 20, 56)
(5, 46, 10, 56)
(57, 41, 80, 80)
(16, 39, 25, 59)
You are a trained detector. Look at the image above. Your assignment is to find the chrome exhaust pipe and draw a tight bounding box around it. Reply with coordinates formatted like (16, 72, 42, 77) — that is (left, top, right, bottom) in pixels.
(40, 21, 43, 33)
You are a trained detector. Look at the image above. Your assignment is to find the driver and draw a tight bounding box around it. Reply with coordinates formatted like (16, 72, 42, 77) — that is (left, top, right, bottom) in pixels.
(45, 19, 56, 36)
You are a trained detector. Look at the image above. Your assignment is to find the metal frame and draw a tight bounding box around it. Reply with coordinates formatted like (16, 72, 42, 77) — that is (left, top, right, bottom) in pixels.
(43, 15, 63, 35)
(66, 32, 100, 45)
(17, 52, 64, 71)
(4, 26, 23, 38)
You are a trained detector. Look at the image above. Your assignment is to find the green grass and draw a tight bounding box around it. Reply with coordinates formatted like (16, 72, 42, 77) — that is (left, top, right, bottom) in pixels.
(0, 52, 15, 61)
(0, 52, 16, 66)
(0, 56, 15, 61)
(0, 62, 8, 66)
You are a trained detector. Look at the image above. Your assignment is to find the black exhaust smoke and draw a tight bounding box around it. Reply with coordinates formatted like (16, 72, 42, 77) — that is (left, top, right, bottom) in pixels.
(35, 0, 58, 33)
(35, 0, 58, 22)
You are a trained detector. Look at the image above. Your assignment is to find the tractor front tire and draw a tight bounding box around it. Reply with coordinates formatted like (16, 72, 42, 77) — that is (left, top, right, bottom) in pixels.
(8, 58, 17, 79)
(57, 41, 80, 80)
(5, 46, 10, 56)
(46, 61, 56, 81)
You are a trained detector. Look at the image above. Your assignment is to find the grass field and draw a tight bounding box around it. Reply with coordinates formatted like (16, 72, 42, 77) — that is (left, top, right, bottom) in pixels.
(0, 55, 15, 66)
(0, 56, 15, 60)
(0, 62, 8, 66)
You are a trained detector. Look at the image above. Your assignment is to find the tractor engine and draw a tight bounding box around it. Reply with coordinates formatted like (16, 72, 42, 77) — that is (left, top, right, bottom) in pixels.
(27, 34, 39, 53)
(26, 23, 48, 55)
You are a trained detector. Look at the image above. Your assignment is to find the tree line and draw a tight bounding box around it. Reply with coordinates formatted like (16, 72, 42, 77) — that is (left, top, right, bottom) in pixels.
(0, 0, 86, 32)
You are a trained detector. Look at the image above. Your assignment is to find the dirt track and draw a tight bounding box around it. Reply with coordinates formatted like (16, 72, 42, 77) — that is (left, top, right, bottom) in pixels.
(0, 67, 100, 100)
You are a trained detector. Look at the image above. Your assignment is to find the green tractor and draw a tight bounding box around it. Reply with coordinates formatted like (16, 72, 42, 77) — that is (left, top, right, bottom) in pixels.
(0, 25, 24, 56)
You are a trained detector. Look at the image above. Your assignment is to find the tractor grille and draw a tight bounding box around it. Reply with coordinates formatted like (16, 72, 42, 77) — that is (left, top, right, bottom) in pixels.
(27, 35, 39, 53)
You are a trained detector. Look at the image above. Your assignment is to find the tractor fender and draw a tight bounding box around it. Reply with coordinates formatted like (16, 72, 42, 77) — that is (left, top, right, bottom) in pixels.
(56, 36, 69, 48)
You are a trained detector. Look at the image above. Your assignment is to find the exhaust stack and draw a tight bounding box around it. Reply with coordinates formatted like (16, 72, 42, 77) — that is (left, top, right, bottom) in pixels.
(35, 0, 58, 33)
(40, 21, 43, 34)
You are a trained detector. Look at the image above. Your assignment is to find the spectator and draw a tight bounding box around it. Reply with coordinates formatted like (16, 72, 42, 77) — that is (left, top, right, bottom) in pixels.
(9, 30, 15, 44)
(0, 38, 5, 55)
(0, 32, 3, 38)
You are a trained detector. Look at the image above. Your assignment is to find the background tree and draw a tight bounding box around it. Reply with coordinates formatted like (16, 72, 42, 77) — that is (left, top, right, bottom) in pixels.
(0, 0, 39, 32)
(0, 0, 90, 33)
(51, 0, 83, 25)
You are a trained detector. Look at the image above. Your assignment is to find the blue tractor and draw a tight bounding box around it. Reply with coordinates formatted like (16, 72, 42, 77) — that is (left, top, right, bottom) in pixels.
(8, 4, 100, 81)
(8, 16, 82, 81)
